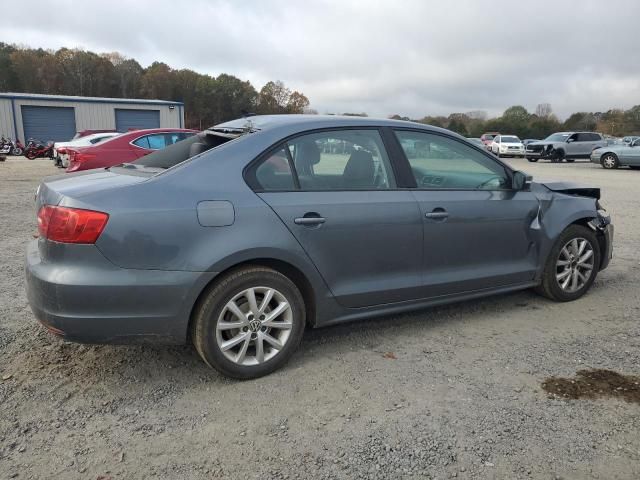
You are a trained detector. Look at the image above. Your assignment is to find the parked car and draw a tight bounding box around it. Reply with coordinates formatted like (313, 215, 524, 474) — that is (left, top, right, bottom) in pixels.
(72, 129, 117, 140)
(591, 137, 640, 169)
(26, 115, 613, 379)
(525, 132, 606, 163)
(622, 136, 639, 145)
(480, 132, 499, 149)
(66, 128, 197, 172)
(490, 135, 525, 158)
(53, 132, 121, 168)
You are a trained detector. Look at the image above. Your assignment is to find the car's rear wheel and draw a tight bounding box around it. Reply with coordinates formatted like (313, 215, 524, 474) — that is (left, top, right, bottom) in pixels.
(527, 157, 538, 162)
(601, 153, 619, 169)
(535, 225, 600, 302)
(192, 266, 305, 379)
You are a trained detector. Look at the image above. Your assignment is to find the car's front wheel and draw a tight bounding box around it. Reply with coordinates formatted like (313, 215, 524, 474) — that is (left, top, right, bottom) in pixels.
(192, 266, 306, 379)
(535, 225, 600, 302)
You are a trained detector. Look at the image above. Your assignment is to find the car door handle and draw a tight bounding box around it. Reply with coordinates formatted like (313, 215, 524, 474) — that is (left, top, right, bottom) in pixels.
(294, 215, 326, 226)
(425, 210, 449, 220)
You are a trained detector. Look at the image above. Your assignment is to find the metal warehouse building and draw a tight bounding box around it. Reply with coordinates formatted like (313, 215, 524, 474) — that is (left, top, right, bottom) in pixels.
(0, 93, 185, 143)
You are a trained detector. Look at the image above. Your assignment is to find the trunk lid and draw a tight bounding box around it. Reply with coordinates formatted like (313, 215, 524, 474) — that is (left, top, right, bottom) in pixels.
(36, 168, 152, 210)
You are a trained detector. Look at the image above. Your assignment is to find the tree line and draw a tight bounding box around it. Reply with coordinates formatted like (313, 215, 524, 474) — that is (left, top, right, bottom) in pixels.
(390, 103, 640, 139)
(0, 44, 310, 129)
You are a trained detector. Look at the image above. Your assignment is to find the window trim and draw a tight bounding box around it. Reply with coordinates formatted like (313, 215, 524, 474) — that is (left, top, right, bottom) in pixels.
(389, 127, 517, 192)
(245, 127, 403, 193)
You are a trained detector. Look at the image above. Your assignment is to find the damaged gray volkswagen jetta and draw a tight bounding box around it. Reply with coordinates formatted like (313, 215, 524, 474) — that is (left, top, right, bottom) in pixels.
(26, 115, 613, 378)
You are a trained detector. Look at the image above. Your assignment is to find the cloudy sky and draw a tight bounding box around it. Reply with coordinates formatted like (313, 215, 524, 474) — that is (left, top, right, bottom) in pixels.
(3, 0, 639, 119)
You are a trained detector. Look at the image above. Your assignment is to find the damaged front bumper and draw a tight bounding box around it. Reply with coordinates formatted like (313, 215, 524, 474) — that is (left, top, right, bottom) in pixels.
(590, 209, 613, 271)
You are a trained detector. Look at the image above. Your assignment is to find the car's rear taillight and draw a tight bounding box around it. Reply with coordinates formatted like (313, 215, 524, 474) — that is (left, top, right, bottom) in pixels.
(37, 205, 109, 243)
(75, 152, 96, 163)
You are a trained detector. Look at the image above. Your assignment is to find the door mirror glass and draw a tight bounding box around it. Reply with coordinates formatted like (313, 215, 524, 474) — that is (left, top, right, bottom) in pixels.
(512, 170, 532, 190)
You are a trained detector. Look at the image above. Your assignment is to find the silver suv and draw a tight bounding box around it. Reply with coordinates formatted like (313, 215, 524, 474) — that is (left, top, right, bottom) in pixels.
(526, 132, 606, 163)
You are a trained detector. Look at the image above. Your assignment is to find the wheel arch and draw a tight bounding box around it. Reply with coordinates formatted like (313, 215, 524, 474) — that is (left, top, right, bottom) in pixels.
(187, 256, 319, 342)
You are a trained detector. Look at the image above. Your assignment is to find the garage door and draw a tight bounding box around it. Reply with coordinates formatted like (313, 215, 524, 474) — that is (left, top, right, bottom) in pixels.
(115, 109, 160, 132)
(21, 105, 77, 143)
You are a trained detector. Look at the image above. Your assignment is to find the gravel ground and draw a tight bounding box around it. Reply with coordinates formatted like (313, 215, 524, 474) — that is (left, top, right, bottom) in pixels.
(1, 156, 639, 480)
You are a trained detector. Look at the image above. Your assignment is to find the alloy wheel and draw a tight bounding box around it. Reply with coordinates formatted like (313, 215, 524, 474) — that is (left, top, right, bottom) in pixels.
(555, 238, 595, 293)
(216, 286, 293, 366)
(602, 155, 617, 169)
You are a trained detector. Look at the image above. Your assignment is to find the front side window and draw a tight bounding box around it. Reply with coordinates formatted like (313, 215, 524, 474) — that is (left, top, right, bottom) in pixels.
(287, 130, 395, 190)
(395, 130, 510, 190)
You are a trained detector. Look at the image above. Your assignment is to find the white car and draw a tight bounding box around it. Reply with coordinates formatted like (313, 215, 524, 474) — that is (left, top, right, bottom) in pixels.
(490, 135, 525, 158)
(54, 132, 120, 167)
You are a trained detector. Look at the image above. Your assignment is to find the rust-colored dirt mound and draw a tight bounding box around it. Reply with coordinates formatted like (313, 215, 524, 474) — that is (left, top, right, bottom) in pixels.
(542, 369, 640, 404)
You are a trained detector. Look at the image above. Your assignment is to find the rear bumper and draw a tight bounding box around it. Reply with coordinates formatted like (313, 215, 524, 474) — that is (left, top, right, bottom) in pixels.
(25, 239, 216, 344)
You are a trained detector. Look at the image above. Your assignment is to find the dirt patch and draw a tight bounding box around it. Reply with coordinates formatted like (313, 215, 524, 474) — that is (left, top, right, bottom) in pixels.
(542, 369, 640, 404)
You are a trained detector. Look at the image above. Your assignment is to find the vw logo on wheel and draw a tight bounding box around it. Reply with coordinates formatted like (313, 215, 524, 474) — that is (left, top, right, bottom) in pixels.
(249, 319, 262, 332)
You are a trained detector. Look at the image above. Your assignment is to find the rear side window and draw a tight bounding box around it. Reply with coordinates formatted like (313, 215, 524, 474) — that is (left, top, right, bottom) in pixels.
(132, 136, 150, 149)
(255, 147, 295, 190)
(251, 129, 396, 191)
(287, 130, 395, 190)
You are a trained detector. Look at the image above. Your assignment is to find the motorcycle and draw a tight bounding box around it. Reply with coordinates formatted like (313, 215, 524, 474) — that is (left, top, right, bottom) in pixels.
(0, 137, 25, 156)
(24, 139, 54, 160)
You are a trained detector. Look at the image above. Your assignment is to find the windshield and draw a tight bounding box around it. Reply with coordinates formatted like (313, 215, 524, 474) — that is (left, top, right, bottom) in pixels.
(501, 136, 520, 143)
(545, 133, 570, 142)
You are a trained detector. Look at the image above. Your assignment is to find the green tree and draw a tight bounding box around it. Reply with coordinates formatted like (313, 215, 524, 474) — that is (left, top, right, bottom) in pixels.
(139, 61, 174, 99)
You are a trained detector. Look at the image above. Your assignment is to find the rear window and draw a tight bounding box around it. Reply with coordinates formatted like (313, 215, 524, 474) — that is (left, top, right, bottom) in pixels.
(132, 131, 236, 169)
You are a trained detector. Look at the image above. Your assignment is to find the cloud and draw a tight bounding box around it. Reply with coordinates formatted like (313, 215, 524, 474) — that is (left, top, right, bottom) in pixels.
(2, 0, 639, 118)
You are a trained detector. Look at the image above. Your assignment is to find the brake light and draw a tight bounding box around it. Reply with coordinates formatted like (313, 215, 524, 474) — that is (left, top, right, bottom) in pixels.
(75, 152, 96, 163)
(37, 205, 109, 243)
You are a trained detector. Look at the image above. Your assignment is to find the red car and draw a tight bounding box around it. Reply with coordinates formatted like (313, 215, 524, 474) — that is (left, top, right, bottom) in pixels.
(480, 132, 500, 149)
(66, 128, 197, 172)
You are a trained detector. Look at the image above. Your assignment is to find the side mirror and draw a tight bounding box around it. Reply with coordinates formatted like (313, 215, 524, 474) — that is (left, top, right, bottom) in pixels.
(512, 170, 532, 190)
(567, 138, 575, 143)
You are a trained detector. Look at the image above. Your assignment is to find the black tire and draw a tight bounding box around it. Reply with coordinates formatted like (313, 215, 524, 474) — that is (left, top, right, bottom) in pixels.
(535, 225, 601, 302)
(601, 153, 619, 169)
(192, 266, 306, 379)
(26, 150, 37, 160)
(527, 157, 538, 162)
(550, 149, 565, 163)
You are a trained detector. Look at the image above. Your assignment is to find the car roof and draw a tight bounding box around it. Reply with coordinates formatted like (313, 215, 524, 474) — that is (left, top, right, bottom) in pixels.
(213, 114, 455, 137)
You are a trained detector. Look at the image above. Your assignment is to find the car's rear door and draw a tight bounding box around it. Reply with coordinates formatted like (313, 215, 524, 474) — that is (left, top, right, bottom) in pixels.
(251, 128, 424, 308)
(392, 129, 540, 297)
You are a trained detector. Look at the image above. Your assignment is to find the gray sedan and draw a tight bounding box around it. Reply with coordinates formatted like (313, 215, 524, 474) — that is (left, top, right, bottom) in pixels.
(591, 137, 640, 169)
(26, 115, 613, 378)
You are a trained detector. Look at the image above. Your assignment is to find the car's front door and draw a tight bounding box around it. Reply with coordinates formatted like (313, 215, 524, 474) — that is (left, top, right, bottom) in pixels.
(254, 129, 424, 308)
(623, 140, 640, 165)
(393, 129, 540, 297)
